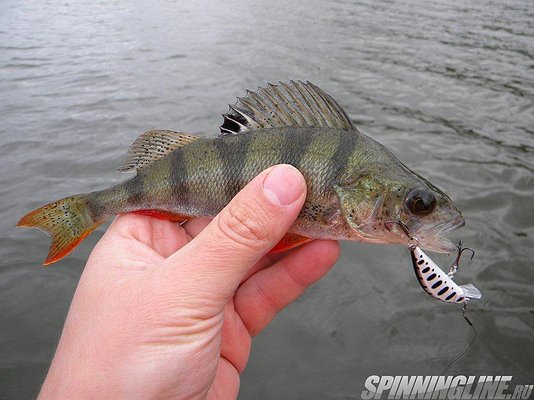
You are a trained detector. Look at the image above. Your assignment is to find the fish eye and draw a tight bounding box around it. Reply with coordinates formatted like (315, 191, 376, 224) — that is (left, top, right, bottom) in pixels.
(406, 188, 437, 216)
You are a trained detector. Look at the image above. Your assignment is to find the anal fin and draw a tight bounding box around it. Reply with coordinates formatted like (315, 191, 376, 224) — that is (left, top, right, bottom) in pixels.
(270, 233, 313, 254)
(132, 210, 189, 223)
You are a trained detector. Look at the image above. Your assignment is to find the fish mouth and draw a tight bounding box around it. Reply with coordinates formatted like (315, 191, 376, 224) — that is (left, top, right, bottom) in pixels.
(418, 214, 465, 253)
(431, 214, 465, 235)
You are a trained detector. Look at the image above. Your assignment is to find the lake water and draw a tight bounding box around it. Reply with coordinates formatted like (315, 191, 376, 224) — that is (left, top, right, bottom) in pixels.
(1, 0, 533, 398)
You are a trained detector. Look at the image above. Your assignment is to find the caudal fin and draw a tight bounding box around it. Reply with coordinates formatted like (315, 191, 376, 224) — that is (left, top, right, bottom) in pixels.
(17, 194, 102, 265)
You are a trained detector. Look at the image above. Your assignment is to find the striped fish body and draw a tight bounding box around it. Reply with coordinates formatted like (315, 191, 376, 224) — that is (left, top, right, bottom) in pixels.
(18, 81, 465, 264)
(92, 127, 365, 241)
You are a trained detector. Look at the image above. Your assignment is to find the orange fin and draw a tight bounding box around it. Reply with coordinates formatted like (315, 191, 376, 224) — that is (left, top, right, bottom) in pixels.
(270, 233, 313, 254)
(17, 194, 101, 265)
(132, 210, 189, 223)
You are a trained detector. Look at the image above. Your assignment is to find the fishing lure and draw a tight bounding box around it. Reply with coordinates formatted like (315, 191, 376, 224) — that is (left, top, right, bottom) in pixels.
(409, 237, 482, 304)
(386, 221, 481, 373)
(387, 221, 482, 305)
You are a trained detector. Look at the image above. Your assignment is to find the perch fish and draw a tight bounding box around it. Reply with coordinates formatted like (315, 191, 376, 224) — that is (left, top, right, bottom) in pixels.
(18, 81, 465, 265)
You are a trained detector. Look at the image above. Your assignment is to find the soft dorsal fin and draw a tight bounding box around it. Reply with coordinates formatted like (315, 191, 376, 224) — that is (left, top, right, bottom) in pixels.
(220, 81, 354, 135)
(118, 129, 199, 172)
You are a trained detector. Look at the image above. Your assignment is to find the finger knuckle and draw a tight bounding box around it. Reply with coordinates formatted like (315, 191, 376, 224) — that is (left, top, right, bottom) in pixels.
(253, 279, 280, 315)
(282, 260, 307, 291)
(217, 202, 271, 251)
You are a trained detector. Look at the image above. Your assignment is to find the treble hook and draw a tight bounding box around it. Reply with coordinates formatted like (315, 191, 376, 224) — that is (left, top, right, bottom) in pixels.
(449, 240, 475, 278)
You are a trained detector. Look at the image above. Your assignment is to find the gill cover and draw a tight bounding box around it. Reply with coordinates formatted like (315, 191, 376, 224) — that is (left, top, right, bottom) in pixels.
(333, 176, 389, 242)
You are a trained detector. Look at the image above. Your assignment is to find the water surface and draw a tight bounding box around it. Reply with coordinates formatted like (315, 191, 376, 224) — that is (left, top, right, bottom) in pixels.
(1, 0, 533, 398)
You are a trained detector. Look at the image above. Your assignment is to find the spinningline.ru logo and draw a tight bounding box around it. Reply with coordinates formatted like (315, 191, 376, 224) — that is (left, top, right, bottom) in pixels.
(361, 375, 533, 399)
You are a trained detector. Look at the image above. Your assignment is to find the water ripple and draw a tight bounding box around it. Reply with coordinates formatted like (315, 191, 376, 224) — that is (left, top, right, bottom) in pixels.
(1, 0, 533, 398)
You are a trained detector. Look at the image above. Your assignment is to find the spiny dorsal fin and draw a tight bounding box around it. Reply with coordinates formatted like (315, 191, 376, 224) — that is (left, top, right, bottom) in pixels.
(118, 129, 199, 172)
(220, 81, 354, 136)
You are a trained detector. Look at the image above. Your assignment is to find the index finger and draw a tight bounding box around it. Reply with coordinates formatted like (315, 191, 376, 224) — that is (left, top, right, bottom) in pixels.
(233, 239, 340, 336)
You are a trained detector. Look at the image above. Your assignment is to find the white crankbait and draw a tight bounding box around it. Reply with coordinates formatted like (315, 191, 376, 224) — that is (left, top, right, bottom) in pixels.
(408, 237, 482, 304)
(386, 221, 482, 374)
(386, 220, 482, 305)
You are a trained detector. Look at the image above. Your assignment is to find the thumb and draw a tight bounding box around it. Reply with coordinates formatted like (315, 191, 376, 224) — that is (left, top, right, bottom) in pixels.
(166, 164, 307, 300)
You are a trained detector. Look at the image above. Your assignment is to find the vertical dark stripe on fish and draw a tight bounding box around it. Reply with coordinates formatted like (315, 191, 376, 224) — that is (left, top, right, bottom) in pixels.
(125, 172, 145, 206)
(170, 149, 188, 205)
(280, 130, 315, 169)
(86, 194, 106, 220)
(214, 135, 252, 202)
(332, 132, 357, 180)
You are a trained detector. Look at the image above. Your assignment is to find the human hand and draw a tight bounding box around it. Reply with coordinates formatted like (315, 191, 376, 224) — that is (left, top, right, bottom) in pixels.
(38, 165, 340, 399)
